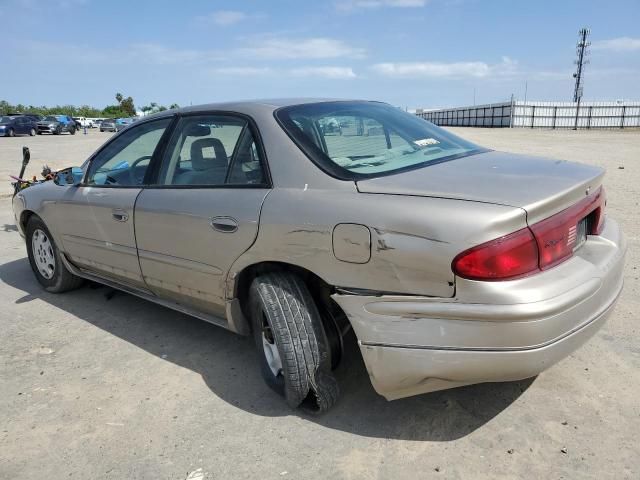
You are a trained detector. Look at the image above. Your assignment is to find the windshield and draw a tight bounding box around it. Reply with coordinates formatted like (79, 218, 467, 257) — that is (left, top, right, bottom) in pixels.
(0, 116, 15, 123)
(275, 101, 486, 179)
(44, 116, 58, 122)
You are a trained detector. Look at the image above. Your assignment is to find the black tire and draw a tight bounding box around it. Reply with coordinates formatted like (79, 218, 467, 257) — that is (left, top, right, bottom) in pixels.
(26, 216, 83, 293)
(29, 128, 36, 136)
(8, 128, 15, 137)
(249, 272, 339, 414)
(70, 127, 76, 135)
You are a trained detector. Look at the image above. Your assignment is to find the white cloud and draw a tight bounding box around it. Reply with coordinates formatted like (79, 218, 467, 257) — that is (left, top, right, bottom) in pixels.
(210, 66, 357, 79)
(592, 37, 640, 52)
(337, 0, 425, 10)
(371, 57, 517, 78)
(196, 10, 247, 26)
(238, 37, 365, 59)
(212, 67, 273, 76)
(290, 66, 357, 79)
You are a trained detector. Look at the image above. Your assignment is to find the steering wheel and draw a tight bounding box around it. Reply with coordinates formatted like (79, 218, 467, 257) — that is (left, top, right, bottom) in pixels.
(128, 155, 152, 185)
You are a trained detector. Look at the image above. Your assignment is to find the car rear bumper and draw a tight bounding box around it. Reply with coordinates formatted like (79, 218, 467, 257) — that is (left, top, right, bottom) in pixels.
(332, 218, 626, 400)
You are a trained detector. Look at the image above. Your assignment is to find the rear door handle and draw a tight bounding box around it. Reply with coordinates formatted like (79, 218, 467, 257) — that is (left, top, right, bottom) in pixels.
(210, 216, 238, 233)
(112, 209, 129, 222)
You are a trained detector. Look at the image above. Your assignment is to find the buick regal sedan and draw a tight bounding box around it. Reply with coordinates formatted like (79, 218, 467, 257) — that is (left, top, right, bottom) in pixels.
(12, 99, 626, 413)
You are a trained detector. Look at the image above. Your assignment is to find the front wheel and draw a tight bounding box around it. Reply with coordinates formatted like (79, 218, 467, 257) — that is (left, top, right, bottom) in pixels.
(69, 127, 76, 135)
(29, 128, 36, 136)
(26, 216, 83, 293)
(8, 128, 15, 137)
(249, 272, 339, 414)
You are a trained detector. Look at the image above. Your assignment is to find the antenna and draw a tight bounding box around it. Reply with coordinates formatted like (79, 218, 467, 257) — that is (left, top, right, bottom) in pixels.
(572, 28, 590, 102)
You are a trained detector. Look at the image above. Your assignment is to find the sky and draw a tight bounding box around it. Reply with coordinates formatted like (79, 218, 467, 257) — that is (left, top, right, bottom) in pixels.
(1, 0, 639, 110)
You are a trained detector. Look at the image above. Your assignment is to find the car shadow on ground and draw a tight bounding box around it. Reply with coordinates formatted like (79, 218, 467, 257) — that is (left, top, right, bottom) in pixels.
(0, 257, 533, 441)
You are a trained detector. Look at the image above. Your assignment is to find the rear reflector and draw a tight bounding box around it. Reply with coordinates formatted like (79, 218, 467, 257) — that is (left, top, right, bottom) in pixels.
(453, 186, 605, 281)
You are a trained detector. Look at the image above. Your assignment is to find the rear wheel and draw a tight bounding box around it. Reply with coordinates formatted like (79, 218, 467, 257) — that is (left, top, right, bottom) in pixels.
(69, 127, 76, 135)
(249, 272, 339, 414)
(29, 128, 36, 136)
(8, 128, 15, 137)
(26, 216, 83, 293)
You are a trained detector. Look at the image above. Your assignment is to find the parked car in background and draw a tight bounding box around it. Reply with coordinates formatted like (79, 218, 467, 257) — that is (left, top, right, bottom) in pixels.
(11, 99, 626, 413)
(23, 114, 44, 123)
(0, 115, 37, 137)
(36, 115, 77, 135)
(73, 117, 94, 128)
(99, 118, 117, 132)
(115, 117, 135, 132)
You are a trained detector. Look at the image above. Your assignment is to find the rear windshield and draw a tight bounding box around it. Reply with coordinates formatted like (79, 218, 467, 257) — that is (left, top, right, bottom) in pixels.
(0, 116, 15, 123)
(275, 101, 485, 180)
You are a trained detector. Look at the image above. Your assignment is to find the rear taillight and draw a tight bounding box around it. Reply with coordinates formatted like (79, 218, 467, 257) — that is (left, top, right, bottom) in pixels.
(453, 186, 605, 281)
(530, 186, 605, 270)
(452, 228, 539, 281)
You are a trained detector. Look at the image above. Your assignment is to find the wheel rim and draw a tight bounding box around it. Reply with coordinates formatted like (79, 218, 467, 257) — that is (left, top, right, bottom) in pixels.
(30, 128, 35, 136)
(261, 314, 283, 377)
(31, 229, 55, 280)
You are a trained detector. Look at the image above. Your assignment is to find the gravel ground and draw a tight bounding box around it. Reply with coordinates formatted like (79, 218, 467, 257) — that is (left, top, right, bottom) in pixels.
(0, 127, 638, 479)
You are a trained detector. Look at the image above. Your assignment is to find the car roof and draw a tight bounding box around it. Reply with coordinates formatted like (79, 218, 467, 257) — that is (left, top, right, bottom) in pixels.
(141, 98, 376, 121)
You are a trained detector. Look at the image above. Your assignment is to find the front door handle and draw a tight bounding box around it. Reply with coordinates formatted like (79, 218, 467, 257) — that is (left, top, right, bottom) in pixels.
(112, 209, 129, 222)
(210, 216, 238, 233)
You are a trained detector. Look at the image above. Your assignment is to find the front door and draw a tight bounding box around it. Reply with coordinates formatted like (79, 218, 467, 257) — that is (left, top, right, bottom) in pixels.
(58, 117, 172, 289)
(134, 114, 270, 316)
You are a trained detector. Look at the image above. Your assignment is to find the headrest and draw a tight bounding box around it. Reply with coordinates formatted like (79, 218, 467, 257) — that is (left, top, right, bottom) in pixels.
(190, 138, 227, 170)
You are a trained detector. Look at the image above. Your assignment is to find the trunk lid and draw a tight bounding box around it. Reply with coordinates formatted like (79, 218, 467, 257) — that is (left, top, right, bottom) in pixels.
(356, 150, 604, 223)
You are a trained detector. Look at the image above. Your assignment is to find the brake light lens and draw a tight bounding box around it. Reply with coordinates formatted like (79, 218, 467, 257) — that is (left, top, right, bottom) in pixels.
(452, 228, 539, 281)
(530, 186, 605, 270)
(453, 186, 605, 281)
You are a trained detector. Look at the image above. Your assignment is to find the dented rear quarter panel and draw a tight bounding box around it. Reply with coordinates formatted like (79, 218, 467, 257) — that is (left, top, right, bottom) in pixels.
(228, 187, 527, 298)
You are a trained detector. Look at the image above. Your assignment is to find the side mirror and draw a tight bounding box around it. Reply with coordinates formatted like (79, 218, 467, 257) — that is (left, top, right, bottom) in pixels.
(54, 166, 84, 186)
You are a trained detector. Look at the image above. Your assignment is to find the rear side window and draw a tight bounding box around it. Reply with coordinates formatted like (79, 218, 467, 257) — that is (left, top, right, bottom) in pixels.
(156, 115, 266, 187)
(276, 101, 485, 180)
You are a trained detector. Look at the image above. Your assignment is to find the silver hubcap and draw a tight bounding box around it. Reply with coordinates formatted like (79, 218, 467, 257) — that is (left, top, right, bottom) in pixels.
(32, 229, 55, 280)
(262, 315, 283, 377)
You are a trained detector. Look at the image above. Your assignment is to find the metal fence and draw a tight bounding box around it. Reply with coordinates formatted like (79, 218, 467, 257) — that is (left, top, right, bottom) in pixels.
(416, 100, 640, 129)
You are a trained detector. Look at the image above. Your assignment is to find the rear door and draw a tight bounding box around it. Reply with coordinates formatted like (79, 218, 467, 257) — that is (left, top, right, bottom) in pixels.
(134, 113, 270, 316)
(16, 117, 27, 134)
(57, 117, 173, 289)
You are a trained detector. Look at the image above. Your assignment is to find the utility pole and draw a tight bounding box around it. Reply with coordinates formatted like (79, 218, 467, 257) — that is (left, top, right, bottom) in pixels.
(573, 28, 590, 129)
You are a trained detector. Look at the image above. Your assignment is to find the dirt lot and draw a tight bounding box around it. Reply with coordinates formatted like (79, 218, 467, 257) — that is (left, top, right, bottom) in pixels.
(0, 128, 638, 479)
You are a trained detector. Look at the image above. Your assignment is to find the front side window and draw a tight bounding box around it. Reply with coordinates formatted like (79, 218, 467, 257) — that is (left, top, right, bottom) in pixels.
(276, 101, 486, 179)
(157, 115, 266, 186)
(86, 118, 171, 186)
